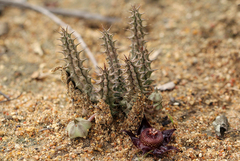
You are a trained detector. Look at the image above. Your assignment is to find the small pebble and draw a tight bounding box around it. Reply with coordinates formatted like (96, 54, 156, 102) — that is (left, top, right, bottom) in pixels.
(212, 115, 229, 137)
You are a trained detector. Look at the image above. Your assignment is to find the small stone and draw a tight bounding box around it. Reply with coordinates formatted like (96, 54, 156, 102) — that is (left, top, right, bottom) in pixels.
(0, 131, 5, 136)
(212, 115, 229, 137)
(173, 102, 180, 106)
(32, 42, 44, 56)
(156, 81, 175, 91)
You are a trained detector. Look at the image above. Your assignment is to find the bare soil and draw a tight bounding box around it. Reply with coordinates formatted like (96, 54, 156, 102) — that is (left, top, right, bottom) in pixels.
(0, 0, 240, 160)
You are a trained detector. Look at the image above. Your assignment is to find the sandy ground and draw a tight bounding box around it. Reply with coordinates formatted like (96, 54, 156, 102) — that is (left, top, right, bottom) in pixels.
(1, 0, 240, 160)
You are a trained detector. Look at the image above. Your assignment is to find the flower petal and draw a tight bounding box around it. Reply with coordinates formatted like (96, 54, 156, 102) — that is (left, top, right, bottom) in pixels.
(66, 118, 92, 139)
(137, 115, 152, 135)
(162, 129, 176, 145)
(139, 142, 153, 155)
(153, 146, 178, 156)
(122, 130, 140, 147)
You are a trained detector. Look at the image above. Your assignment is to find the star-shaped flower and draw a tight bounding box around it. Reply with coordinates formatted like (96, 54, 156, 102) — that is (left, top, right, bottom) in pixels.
(123, 116, 178, 156)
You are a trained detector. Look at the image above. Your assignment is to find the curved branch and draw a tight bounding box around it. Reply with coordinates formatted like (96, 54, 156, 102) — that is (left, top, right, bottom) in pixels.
(0, 91, 22, 103)
(0, 0, 98, 69)
(47, 7, 121, 23)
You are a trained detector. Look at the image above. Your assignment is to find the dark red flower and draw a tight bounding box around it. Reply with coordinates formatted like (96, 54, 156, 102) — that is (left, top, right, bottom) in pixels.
(123, 116, 178, 156)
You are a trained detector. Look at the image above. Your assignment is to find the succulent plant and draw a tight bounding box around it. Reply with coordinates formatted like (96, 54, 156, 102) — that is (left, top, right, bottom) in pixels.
(148, 89, 163, 110)
(129, 6, 155, 87)
(56, 6, 156, 118)
(59, 28, 97, 102)
(123, 116, 178, 156)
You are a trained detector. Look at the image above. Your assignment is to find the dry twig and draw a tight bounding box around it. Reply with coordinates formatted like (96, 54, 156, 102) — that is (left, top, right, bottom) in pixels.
(226, 87, 240, 92)
(0, 0, 98, 69)
(0, 91, 22, 103)
(225, 129, 240, 134)
(0, 91, 10, 101)
(47, 7, 120, 23)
